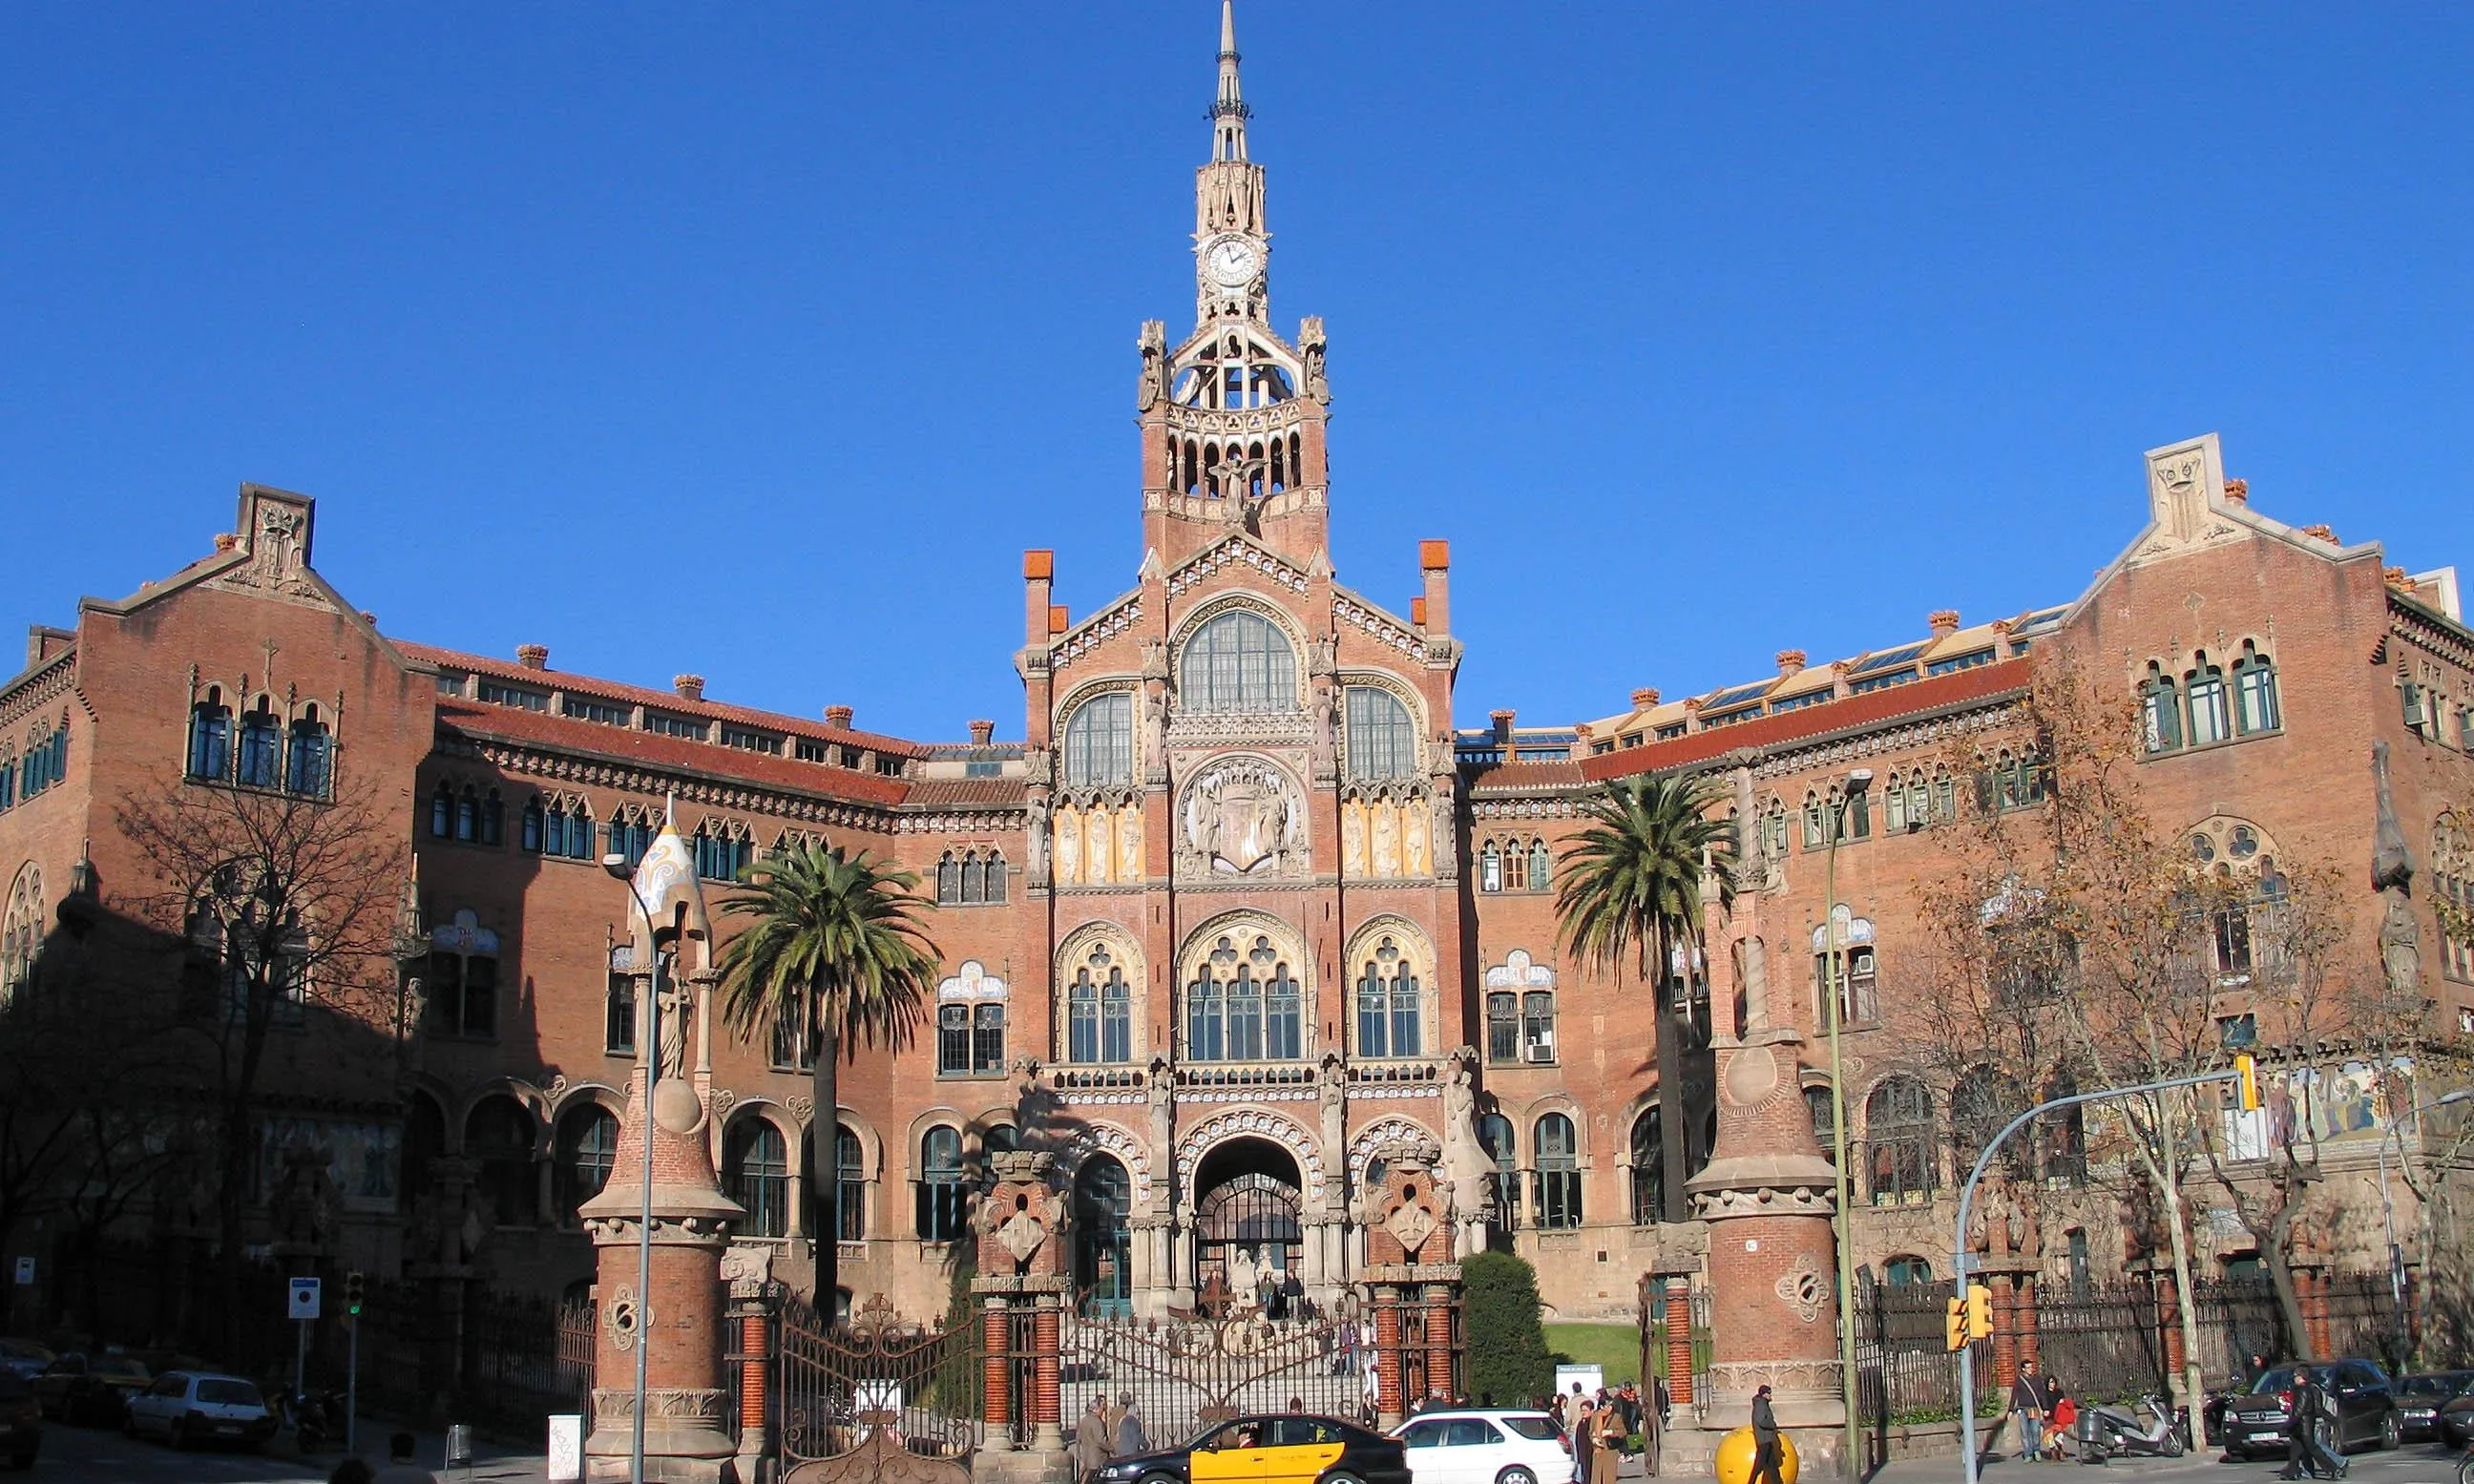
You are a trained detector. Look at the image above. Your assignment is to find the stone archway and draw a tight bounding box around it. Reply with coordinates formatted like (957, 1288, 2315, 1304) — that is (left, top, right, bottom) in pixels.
(1189, 1138, 1305, 1312)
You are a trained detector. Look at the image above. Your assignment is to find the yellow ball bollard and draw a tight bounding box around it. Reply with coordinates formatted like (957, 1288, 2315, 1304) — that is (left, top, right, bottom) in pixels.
(1713, 1425, 1800, 1484)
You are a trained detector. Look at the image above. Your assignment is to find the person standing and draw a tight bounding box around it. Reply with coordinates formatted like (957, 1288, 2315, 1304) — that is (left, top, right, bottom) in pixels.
(1075, 1394, 1114, 1483)
(1750, 1385, 1785, 1484)
(1116, 1394, 1148, 1458)
(2011, 1369, 2050, 1462)
(1573, 1398, 1598, 1484)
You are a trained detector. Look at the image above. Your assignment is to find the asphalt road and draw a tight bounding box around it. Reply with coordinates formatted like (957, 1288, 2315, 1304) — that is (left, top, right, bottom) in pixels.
(23, 1415, 546, 1482)
(1867, 1440, 2469, 1484)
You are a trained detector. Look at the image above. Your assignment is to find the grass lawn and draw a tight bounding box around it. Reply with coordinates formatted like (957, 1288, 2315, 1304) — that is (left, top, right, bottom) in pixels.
(1542, 1322, 1641, 1387)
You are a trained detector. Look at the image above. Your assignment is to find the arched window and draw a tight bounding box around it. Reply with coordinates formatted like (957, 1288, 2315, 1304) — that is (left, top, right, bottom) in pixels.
(1062, 693, 1134, 787)
(1884, 772, 1909, 832)
(2040, 1073, 2087, 1185)
(604, 947, 637, 1054)
(0, 867, 42, 1006)
(285, 707, 331, 797)
(465, 1096, 536, 1227)
(1865, 1076, 1937, 1206)
(1478, 1114, 1520, 1230)
(2141, 662, 2183, 754)
(836, 1124, 867, 1241)
(1180, 611, 1296, 713)
(1502, 838, 1530, 891)
(188, 689, 232, 782)
(1185, 931, 1303, 1062)
(479, 788, 504, 847)
(1479, 841, 1503, 893)
(1627, 1109, 1662, 1226)
(1802, 792, 1827, 849)
(2233, 641, 2281, 735)
(2187, 653, 2231, 745)
(236, 700, 281, 788)
(1353, 934, 1421, 1058)
(1534, 1113, 1582, 1230)
(1073, 1156, 1133, 1317)
(546, 799, 595, 860)
(607, 813, 652, 867)
(1066, 945, 1134, 1064)
(454, 787, 478, 843)
(1521, 991, 1557, 1064)
(694, 824, 750, 883)
(1343, 687, 1417, 781)
(917, 1126, 967, 1241)
(1812, 919, 1877, 1027)
(727, 1120, 790, 1239)
(1762, 796, 1790, 857)
(1882, 1255, 1934, 1286)
(521, 797, 545, 853)
(555, 1104, 618, 1224)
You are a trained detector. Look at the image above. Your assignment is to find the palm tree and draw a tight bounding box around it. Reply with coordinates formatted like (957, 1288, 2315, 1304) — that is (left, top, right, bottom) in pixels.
(1554, 772, 1736, 1223)
(717, 838, 939, 1314)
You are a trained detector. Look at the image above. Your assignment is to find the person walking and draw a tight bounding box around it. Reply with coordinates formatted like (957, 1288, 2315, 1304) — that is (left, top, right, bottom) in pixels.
(1115, 1393, 1148, 1456)
(1573, 1398, 1599, 1484)
(2281, 1368, 2335, 1481)
(1750, 1385, 1785, 1484)
(1076, 1394, 1115, 1483)
(2011, 1369, 2050, 1462)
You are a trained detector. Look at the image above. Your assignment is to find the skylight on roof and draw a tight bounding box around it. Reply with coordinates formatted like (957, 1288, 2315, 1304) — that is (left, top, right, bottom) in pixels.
(1850, 642, 1929, 677)
(1703, 682, 1771, 711)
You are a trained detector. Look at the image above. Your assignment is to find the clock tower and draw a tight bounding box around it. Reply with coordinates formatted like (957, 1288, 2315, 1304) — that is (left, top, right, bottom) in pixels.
(1137, 0, 1332, 570)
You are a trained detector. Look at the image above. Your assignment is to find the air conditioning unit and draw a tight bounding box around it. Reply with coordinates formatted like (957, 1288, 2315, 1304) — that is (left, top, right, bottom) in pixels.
(1525, 1034, 1555, 1064)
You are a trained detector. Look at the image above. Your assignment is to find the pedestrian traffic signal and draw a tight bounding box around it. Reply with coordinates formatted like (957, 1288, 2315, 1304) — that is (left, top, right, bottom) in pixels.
(1944, 1296, 1966, 1352)
(1965, 1283, 1994, 1342)
(345, 1270, 365, 1316)
(2234, 1053, 2260, 1113)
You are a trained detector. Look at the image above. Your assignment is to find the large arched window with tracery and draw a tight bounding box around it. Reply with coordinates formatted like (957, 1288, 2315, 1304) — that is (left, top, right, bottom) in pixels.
(0, 865, 42, 1005)
(1865, 1076, 1937, 1206)
(1352, 931, 1423, 1058)
(1185, 928, 1304, 1062)
(1180, 611, 1296, 714)
(1062, 693, 1134, 787)
(1343, 687, 1417, 781)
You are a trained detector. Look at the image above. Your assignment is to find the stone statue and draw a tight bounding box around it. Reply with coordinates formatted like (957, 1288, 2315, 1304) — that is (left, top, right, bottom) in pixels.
(1137, 321, 1166, 410)
(1309, 684, 1336, 777)
(1118, 805, 1143, 882)
(657, 979, 689, 1080)
(1140, 638, 1170, 683)
(1147, 1056, 1176, 1156)
(1056, 805, 1082, 886)
(1372, 801, 1400, 877)
(1227, 1246, 1261, 1308)
(1026, 791, 1052, 880)
(1143, 688, 1169, 773)
(1403, 804, 1430, 877)
(2372, 741, 2422, 1002)
(1439, 1047, 1490, 1228)
(1299, 316, 1330, 405)
(1085, 807, 1113, 886)
(1341, 798, 1368, 877)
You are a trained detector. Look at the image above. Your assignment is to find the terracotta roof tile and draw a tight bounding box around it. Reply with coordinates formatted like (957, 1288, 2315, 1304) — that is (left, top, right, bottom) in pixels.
(401, 641, 928, 757)
(1582, 658, 2031, 783)
(903, 778, 1028, 809)
(436, 701, 912, 807)
(1465, 758, 1586, 791)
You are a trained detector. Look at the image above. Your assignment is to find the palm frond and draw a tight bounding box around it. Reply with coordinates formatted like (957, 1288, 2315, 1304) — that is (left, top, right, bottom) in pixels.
(1554, 773, 1737, 978)
(714, 838, 939, 1057)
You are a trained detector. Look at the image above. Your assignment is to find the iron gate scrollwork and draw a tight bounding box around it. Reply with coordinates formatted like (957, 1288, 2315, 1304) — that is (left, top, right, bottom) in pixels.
(775, 1292, 986, 1466)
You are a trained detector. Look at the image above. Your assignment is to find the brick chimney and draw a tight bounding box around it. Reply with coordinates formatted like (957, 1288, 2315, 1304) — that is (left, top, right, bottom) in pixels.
(1411, 596, 1428, 626)
(1420, 540, 1453, 636)
(214, 533, 241, 554)
(1775, 649, 1807, 679)
(1630, 687, 1661, 711)
(1490, 708, 1516, 746)
(1929, 609, 1961, 637)
(516, 644, 549, 670)
(1570, 723, 1594, 763)
(825, 704, 854, 731)
(968, 720, 996, 745)
(672, 674, 703, 700)
(2302, 523, 2338, 545)
(2223, 477, 2249, 506)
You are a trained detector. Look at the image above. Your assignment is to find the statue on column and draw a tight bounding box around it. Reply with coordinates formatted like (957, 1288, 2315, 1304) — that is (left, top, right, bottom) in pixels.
(2372, 741, 2422, 1002)
(1137, 321, 1166, 411)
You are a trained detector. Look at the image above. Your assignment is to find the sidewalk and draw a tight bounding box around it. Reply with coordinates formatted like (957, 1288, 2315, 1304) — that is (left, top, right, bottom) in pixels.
(274, 1416, 550, 1481)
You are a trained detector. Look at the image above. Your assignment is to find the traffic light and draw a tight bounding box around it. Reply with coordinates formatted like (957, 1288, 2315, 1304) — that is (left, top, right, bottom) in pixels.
(1944, 1296, 1966, 1352)
(345, 1270, 366, 1317)
(2234, 1053, 2260, 1113)
(1965, 1283, 1995, 1342)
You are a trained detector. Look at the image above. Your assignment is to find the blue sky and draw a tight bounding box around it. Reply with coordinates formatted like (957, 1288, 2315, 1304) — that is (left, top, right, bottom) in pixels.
(3, 4, 2466, 740)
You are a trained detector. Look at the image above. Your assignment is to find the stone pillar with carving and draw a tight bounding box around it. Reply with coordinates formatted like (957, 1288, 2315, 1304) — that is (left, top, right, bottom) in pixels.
(1682, 1021, 1843, 1475)
(720, 1244, 774, 1484)
(970, 1148, 1074, 1484)
(1968, 1179, 2042, 1390)
(1362, 1157, 1459, 1426)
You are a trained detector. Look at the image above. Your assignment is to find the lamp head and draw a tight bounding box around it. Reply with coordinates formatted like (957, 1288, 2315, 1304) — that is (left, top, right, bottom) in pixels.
(600, 853, 632, 881)
(2436, 1088, 2474, 1108)
(1846, 768, 1874, 794)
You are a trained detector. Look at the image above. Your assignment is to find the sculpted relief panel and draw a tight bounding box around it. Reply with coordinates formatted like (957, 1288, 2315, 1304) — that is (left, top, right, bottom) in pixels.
(1056, 801, 1144, 888)
(1178, 758, 1309, 878)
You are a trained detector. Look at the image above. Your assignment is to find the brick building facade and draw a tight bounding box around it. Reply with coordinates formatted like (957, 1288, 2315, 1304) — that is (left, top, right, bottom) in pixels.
(2, 7, 2465, 1332)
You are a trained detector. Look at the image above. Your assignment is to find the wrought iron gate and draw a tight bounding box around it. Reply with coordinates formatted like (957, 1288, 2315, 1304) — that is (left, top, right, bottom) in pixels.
(774, 1292, 986, 1466)
(1060, 1294, 1424, 1446)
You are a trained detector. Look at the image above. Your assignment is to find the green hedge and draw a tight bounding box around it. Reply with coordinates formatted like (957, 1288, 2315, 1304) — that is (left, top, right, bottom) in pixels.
(1463, 1250, 1554, 1407)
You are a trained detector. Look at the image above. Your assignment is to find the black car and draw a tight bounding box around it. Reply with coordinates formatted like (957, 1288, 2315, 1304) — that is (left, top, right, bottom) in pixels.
(2393, 1371, 2474, 1442)
(2437, 1389, 2474, 1450)
(2220, 1361, 2401, 1460)
(1093, 1414, 1413, 1484)
(0, 1371, 39, 1469)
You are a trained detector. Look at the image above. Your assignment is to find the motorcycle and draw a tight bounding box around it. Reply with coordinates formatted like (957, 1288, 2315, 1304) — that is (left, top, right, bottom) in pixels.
(291, 1388, 346, 1452)
(2078, 1394, 2189, 1462)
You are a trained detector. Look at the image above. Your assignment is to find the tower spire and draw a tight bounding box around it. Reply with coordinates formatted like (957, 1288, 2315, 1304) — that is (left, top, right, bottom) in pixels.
(1212, 0, 1249, 163)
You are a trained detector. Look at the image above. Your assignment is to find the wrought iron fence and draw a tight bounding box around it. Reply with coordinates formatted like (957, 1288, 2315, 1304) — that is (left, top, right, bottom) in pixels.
(1852, 1279, 1993, 1447)
(2191, 1277, 2284, 1383)
(2035, 1281, 2168, 1404)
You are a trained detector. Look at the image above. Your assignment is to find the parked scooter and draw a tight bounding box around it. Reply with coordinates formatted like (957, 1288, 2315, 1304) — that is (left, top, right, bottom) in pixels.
(2078, 1394, 2189, 1462)
(292, 1388, 346, 1452)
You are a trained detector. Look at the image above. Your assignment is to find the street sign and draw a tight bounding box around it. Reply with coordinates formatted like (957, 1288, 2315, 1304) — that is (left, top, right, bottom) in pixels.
(287, 1276, 322, 1320)
(1956, 1252, 1982, 1274)
(10, 1258, 31, 1286)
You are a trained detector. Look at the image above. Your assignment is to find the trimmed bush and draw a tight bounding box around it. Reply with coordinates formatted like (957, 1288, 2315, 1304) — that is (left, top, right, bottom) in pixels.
(1463, 1249, 1553, 1407)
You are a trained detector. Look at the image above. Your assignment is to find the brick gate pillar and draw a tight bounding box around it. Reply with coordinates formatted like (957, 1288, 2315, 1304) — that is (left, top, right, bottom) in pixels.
(1664, 1276, 1695, 1411)
(2295, 1264, 2333, 1361)
(2155, 1271, 2189, 1386)
(1373, 1294, 1404, 1426)
(969, 1147, 1072, 1484)
(1363, 1156, 1460, 1426)
(980, 1294, 1012, 1448)
(720, 1244, 773, 1483)
(2014, 1274, 2041, 1382)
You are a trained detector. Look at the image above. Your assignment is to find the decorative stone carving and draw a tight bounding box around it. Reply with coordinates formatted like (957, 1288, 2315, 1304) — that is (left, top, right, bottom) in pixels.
(1138, 320, 1166, 410)
(606, 1285, 648, 1351)
(1178, 759, 1308, 877)
(785, 1094, 815, 1124)
(1773, 1254, 1827, 1323)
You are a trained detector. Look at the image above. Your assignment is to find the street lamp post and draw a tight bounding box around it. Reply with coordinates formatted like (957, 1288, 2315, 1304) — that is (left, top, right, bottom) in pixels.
(1823, 768, 1871, 1471)
(2375, 1085, 2472, 1365)
(603, 852, 663, 1484)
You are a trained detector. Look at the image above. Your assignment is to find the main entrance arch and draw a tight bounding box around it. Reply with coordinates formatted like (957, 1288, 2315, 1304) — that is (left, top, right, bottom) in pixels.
(1190, 1138, 1304, 1306)
(1073, 1154, 1133, 1317)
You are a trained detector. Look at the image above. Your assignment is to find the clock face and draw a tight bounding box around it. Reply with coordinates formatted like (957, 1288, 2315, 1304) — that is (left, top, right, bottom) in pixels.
(1206, 238, 1260, 288)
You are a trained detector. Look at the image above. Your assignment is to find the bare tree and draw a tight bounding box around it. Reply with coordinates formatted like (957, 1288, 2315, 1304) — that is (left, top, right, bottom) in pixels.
(115, 773, 408, 1347)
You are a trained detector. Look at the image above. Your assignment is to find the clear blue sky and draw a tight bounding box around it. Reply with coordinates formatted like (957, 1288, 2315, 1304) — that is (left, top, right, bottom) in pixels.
(4, 4, 2466, 740)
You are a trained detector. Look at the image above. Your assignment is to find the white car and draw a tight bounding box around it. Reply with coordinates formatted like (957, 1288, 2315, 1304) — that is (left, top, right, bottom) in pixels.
(1393, 1410, 1575, 1484)
(121, 1370, 279, 1450)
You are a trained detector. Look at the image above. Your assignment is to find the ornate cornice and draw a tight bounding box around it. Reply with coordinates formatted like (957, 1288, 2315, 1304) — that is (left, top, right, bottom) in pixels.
(445, 737, 895, 832)
(1332, 596, 1420, 659)
(1054, 597, 1144, 673)
(1166, 537, 1311, 598)
(0, 653, 79, 730)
